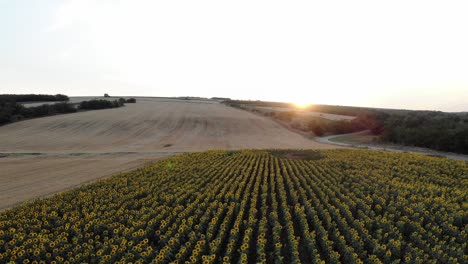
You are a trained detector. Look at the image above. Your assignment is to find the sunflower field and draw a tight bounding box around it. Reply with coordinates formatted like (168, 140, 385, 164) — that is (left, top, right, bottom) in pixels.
(0, 149, 466, 263)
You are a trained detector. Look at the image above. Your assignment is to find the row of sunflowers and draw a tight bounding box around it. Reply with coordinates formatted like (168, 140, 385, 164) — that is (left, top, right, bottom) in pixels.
(1, 149, 466, 263)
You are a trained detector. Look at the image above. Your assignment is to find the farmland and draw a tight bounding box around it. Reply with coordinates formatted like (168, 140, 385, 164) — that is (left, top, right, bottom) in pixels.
(0, 98, 335, 210)
(226, 100, 468, 154)
(1, 149, 466, 263)
(0, 98, 331, 153)
(244, 106, 356, 121)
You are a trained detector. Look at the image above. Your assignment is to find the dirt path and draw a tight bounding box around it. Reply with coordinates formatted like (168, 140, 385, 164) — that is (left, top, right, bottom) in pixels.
(0, 98, 336, 210)
(316, 131, 468, 161)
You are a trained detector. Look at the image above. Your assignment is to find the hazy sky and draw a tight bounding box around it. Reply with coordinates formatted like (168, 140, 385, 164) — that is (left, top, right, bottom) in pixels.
(1, 0, 467, 111)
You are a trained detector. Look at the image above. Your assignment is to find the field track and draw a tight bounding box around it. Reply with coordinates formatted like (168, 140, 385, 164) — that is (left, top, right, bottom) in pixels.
(0, 98, 336, 210)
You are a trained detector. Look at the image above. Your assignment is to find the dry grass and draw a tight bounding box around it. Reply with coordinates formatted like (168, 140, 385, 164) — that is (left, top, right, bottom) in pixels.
(329, 130, 379, 144)
(251, 106, 356, 121)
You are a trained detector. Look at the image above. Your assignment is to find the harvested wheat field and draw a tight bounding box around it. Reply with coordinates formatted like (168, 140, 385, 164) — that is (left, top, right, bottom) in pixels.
(0, 98, 336, 210)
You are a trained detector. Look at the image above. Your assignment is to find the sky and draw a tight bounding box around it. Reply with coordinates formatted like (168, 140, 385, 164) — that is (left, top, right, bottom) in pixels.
(0, 0, 467, 112)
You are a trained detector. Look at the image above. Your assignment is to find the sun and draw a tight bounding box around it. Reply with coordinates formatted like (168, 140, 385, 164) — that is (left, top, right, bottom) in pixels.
(292, 100, 311, 109)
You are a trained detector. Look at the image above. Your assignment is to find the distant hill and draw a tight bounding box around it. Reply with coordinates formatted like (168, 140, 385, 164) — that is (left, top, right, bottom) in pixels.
(225, 99, 468, 154)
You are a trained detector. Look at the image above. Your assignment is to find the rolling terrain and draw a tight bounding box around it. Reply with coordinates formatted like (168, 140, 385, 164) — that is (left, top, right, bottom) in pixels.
(2, 98, 333, 153)
(247, 105, 356, 121)
(0, 98, 335, 210)
(316, 131, 468, 161)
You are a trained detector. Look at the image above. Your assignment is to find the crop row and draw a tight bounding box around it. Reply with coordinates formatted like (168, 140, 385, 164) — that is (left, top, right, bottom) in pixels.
(1, 149, 466, 263)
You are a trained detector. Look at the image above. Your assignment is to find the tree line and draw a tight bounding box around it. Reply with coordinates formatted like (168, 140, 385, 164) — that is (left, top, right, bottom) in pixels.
(0, 101, 77, 125)
(79, 99, 124, 110)
(378, 111, 468, 153)
(0, 94, 69, 102)
(0, 95, 136, 126)
(79, 98, 137, 109)
(225, 100, 468, 154)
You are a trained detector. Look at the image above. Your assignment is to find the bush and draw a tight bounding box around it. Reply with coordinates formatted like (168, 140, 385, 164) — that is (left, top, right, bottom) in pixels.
(0, 101, 77, 126)
(307, 121, 325, 136)
(79, 99, 124, 110)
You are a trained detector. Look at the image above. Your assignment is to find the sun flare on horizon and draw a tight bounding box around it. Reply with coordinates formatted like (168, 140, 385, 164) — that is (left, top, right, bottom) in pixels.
(292, 100, 311, 109)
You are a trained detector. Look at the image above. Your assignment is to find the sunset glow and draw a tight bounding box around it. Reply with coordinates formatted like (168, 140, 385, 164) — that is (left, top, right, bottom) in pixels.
(0, 0, 467, 111)
(292, 101, 311, 109)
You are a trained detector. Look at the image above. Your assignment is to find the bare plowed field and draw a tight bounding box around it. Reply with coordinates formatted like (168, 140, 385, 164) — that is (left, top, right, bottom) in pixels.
(0, 98, 336, 210)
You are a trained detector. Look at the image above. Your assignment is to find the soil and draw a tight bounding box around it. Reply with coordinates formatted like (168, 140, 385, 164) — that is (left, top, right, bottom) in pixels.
(0, 97, 336, 210)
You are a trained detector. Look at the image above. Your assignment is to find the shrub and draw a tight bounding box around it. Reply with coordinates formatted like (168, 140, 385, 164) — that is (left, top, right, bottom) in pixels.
(79, 99, 124, 110)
